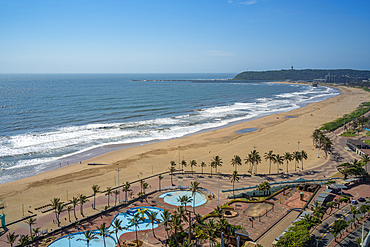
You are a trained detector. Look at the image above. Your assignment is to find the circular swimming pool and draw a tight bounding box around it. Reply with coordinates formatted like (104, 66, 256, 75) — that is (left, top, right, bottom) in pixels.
(159, 190, 207, 207)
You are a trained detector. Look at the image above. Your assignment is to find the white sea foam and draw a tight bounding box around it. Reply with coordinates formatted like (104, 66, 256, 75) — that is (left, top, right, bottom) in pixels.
(0, 83, 340, 184)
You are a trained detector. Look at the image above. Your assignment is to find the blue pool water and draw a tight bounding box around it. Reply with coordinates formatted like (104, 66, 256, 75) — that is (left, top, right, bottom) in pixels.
(159, 190, 207, 207)
(48, 206, 164, 247)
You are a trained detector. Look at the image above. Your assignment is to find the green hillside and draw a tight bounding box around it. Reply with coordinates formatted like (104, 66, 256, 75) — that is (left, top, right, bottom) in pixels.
(234, 69, 370, 81)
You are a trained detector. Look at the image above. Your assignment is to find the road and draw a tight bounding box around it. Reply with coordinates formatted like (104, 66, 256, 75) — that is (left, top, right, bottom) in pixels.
(312, 201, 368, 247)
(336, 218, 370, 247)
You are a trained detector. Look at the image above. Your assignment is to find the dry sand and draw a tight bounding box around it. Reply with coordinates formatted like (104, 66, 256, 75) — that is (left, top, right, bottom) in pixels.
(0, 85, 369, 222)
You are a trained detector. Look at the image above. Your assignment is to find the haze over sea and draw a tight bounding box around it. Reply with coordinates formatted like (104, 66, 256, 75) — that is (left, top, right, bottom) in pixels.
(0, 73, 339, 184)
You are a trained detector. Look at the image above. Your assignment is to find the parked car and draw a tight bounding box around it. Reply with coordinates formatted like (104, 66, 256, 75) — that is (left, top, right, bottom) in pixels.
(358, 197, 366, 202)
(351, 200, 358, 204)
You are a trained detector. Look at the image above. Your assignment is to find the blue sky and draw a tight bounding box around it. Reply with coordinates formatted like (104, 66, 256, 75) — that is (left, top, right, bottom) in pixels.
(0, 0, 369, 73)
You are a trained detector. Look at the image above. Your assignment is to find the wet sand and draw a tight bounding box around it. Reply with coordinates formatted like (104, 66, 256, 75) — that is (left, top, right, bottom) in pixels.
(0, 85, 369, 222)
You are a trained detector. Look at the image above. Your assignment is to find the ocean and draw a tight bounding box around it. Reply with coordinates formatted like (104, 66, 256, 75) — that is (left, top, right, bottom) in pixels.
(0, 73, 339, 184)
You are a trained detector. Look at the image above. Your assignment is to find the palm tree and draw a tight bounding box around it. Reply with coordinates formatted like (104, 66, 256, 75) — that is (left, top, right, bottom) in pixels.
(211, 156, 222, 173)
(230, 171, 240, 199)
(105, 187, 112, 207)
(77, 230, 98, 247)
(300, 150, 308, 170)
(67, 205, 72, 222)
(78, 194, 88, 217)
(274, 154, 284, 173)
(6, 232, 19, 247)
(25, 217, 36, 236)
(112, 219, 123, 247)
(139, 179, 145, 194)
(189, 159, 197, 173)
(251, 149, 261, 174)
(142, 182, 149, 194)
(293, 151, 302, 172)
(97, 222, 111, 247)
(181, 159, 187, 171)
(158, 174, 163, 191)
(231, 155, 242, 172)
(122, 181, 131, 203)
(201, 162, 206, 175)
(70, 196, 79, 220)
(361, 154, 370, 172)
(204, 219, 217, 247)
(114, 190, 120, 206)
(283, 152, 293, 173)
(50, 198, 61, 225)
(129, 213, 142, 247)
(311, 129, 321, 147)
(258, 181, 270, 196)
(91, 184, 100, 209)
(17, 235, 29, 247)
(146, 210, 159, 238)
(264, 150, 276, 174)
(191, 181, 202, 213)
(323, 137, 333, 158)
(161, 209, 171, 244)
(169, 166, 176, 185)
(32, 227, 40, 237)
(177, 195, 193, 209)
(56, 202, 65, 226)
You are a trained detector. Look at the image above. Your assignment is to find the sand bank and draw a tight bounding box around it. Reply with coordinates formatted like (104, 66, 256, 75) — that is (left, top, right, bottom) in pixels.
(0, 85, 369, 222)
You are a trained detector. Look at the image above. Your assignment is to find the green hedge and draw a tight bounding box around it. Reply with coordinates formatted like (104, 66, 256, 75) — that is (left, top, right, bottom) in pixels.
(320, 107, 370, 131)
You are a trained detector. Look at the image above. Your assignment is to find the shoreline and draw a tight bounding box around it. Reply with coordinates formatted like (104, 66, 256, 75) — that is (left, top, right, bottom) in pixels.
(1, 85, 368, 223)
(0, 82, 338, 184)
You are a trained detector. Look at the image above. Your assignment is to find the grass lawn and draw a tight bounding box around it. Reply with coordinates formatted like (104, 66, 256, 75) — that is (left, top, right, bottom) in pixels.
(364, 140, 370, 145)
(340, 130, 358, 137)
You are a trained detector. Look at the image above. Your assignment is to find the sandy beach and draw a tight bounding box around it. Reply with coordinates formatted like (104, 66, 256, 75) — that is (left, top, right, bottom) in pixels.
(0, 85, 369, 223)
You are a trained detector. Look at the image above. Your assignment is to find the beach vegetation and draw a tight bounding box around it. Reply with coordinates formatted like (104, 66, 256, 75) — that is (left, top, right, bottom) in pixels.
(211, 156, 222, 174)
(337, 159, 369, 179)
(321, 107, 370, 131)
(78, 194, 88, 217)
(191, 181, 202, 213)
(24, 217, 36, 237)
(67, 205, 72, 222)
(341, 130, 357, 137)
(264, 150, 276, 174)
(17, 235, 30, 247)
(274, 154, 284, 173)
(114, 190, 120, 206)
(91, 184, 100, 209)
(56, 201, 66, 226)
(293, 151, 302, 171)
(50, 198, 61, 225)
(231, 155, 242, 172)
(70, 196, 79, 220)
(158, 174, 163, 191)
(258, 181, 271, 196)
(122, 181, 132, 203)
(97, 222, 111, 247)
(169, 166, 176, 186)
(283, 152, 293, 173)
(146, 210, 160, 238)
(229, 171, 240, 199)
(200, 161, 206, 175)
(77, 230, 98, 247)
(189, 160, 197, 173)
(300, 150, 308, 170)
(105, 187, 112, 208)
(180, 160, 186, 172)
(6, 232, 19, 247)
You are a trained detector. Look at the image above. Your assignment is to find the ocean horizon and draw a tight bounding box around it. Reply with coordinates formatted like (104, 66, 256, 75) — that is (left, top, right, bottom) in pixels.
(0, 73, 339, 184)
